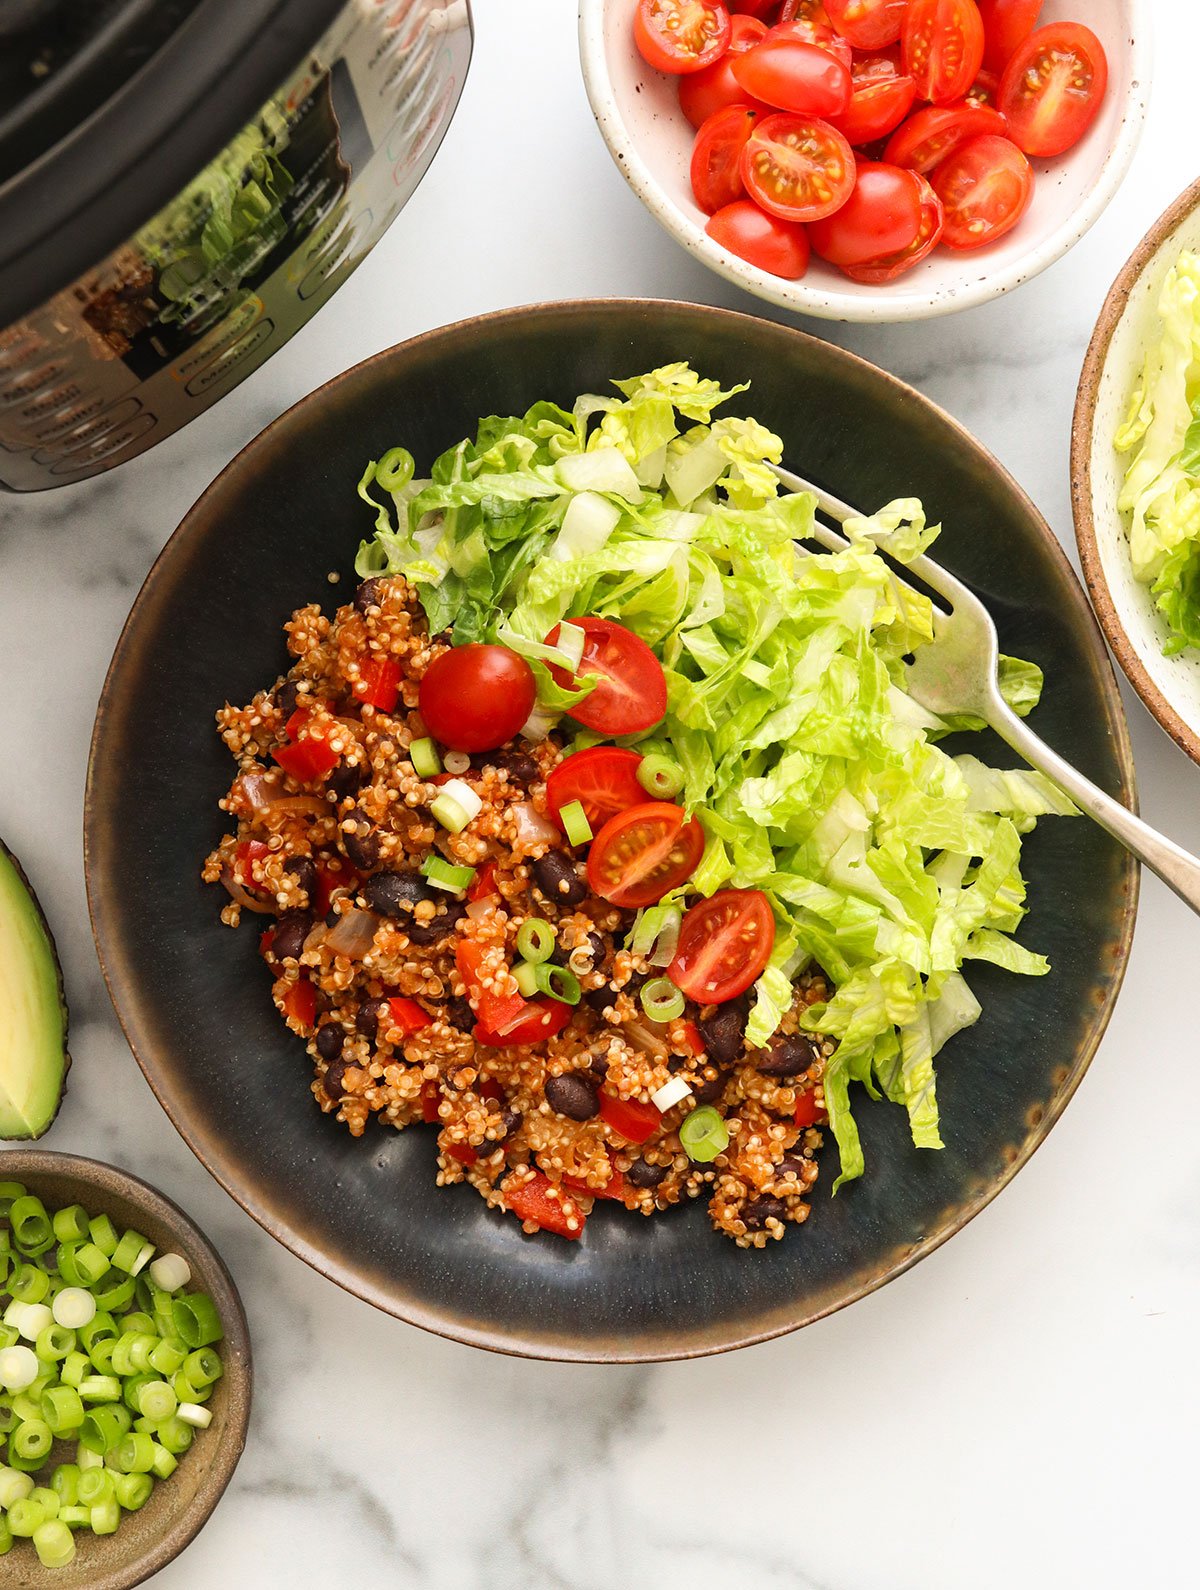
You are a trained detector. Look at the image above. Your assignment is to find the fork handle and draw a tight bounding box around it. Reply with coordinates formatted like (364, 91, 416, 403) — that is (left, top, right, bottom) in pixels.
(992, 707, 1200, 916)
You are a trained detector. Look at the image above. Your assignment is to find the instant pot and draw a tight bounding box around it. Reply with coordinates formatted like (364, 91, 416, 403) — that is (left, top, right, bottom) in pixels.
(0, 0, 472, 490)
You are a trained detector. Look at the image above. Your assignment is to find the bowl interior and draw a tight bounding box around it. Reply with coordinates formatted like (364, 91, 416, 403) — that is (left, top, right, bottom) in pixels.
(86, 302, 1136, 1361)
(1079, 185, 1200, 760)
(581, 0, 1146, 320)
(0, 1151, 250, 1590)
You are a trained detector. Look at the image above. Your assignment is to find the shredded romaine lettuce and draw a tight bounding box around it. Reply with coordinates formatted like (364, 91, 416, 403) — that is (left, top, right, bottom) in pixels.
(356, 365, 1074, 1189)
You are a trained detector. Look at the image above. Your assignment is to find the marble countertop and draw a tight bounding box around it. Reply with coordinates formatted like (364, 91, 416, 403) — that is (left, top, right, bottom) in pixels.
(2, 4, 1197, 1586)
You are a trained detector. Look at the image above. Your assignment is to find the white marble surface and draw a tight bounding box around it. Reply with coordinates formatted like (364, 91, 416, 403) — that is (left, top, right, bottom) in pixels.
(2, 4, 1198, 1586)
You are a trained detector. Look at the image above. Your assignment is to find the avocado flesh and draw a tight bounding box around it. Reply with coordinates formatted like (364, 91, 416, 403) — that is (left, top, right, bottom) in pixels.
(0, 839, 69, 1138)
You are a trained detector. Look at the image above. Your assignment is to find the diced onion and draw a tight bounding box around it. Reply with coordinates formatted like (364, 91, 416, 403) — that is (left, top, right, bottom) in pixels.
(511, 801, 559, 848)
(650, 1076, 693, 1112)
(51, 1288, 96, 1330)
(177, 1402, 213, 1429)
(235, 769, 283, 811)
(324, 907, 379, 959)
(149, 1253, 192, 1293)
(556, 448, 641, 500)
(466, 898, 496, 921)
(219, 866, 275, 915)
(623, 1018, 670, 1061)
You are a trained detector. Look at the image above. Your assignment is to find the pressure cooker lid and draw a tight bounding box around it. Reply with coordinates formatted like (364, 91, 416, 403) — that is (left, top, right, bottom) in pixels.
(0, 0, 344, 327)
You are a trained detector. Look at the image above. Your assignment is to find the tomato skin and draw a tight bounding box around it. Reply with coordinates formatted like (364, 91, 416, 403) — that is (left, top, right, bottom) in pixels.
(825, 0, 905, 51)
(740, 112, 856, 223)
(545, 746, 647, 831)
(830, 53, 916, 145)
(705, 199, 811, 278)
(690, 103, 761, 213)
(419, 644, 535, 753)
(635, 0, 733, 74)
(731, 37, 851, 118)
(964, 66, 1001, 107)
(679, 15, 768, 126)
(902, 0, 986, 105)
(841, 173, 944, 281)
(997, 22, 1107, 158)
(669, 888, 776, 1004)
(546, 617, 667, 736)
(587, 801, 705, 909)
(504, 1170, 586, 1239)
(884, 100, 1007, 173)
(769, 16, 852, 72)
(598, 1091, 662, 1143)
(474, 998, 572, 1047)
(808, 161, 923, 266)
(977, 0, 1042, 74)
(930, 132, 1032, 249)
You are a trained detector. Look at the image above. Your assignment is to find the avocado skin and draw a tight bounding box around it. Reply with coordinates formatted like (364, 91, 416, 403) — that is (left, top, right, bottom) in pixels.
(0, 836, 70, 1139)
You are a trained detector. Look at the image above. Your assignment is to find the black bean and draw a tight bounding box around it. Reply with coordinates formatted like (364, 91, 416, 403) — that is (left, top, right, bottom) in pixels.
(571, 931, 607, 973)
(361, 870, 432, 917)
(623, 969, 649, 998)
(272, 909, 314, 963)
(327, 761, 368, 804)
(497, 1107, 522, 1142)
(315, 1024, 343, 1062)
(356, 998, 389, 1041)
(496, 751, 539, 785)
(285, 855, 318, 903)
(587, 1049, 611, 1084)
(696, 1001, 749, 1068)
(584, 985, 615, 1015)
(354, 577, 385, 614)
(776, 1156, 807, 1181)
(323, 1057, 350, 1101)
(741, 1195, 787, 1231)
(275, 679, 302, 718)
(340, 808, 380, 869)
(444, 996, 475, 1031)
(544, 1073, 599, 1121)
(626, 1158, 668, 1189)
(754, 1033, 818, 1078)
(405, 900, 465, 945)
(531, 851, 587, 907)
(691, 1072, 725, 1106)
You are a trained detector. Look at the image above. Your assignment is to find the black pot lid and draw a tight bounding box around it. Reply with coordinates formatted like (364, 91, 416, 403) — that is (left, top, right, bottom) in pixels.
(0, 0, 344, 327)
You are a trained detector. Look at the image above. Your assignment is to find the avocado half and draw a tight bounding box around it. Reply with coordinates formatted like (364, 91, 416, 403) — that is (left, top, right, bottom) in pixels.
(0, 837, 69, 1138)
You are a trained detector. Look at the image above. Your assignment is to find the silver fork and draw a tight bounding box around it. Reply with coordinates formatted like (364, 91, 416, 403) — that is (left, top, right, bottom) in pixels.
(775, 462, 1200, 915)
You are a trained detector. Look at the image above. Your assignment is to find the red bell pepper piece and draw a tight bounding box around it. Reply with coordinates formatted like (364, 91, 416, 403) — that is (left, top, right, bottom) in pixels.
(473, 998, 571, 1048)
(504, 1171, 585, 1239)
(313, 858, 357, 917)
(353, 656, 403, 713)
(420, 1082, 442, 1124)
(678, 1019, 705, 1059)
(794, 1088, 827, 1129)
(563, 1159, 626, 1201)
(598, 1090, 661, 1144)
(388, 997, 432, 1036)
(275, 736, 339, 782)
(455, 940, 528, 1035)
(282, 978, 317, 1031)
(444, 1142, 478, 1166)
(234, 839, 270, 888)
(259, 927, 276, 963)
(468, 861, 499, 902)
(478, 1078, 504, 1101)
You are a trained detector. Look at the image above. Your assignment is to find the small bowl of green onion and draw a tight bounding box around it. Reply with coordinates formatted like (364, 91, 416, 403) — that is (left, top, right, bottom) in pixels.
(0, 1151, 250, 1587)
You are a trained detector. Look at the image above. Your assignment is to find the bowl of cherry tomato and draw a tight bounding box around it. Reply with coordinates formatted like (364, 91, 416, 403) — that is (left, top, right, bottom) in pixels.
(579, 0, 1149, 319)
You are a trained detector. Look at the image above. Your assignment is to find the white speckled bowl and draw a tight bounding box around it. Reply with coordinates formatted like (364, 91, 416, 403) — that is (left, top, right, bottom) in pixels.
(579, 0, 1149, 323)
(1073, 175, 1200, 765)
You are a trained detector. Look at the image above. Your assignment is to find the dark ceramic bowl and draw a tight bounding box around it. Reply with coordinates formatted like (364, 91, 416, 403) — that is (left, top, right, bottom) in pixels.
(0, 1150, 250, 1587)
(86, 301, 1137, 1362)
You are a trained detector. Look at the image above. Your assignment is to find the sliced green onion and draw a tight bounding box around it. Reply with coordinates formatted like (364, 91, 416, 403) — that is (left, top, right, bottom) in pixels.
(430, 777, 482, 834)
(73, 1243, 111, 1287)
(10, 1263, 49, 1305)
(650, 1076, 693, 1112)
(408, 737, 442, 778)
(0, 1182, 27, 1220)
(58, 1504, 91, 1530)
(120, 1312, 156, 1338)
(113, 1471, 153, 1511)
(515, 919, 557, 964)
(52, 1287, 96, 1331)
(128, 1334, 160, 1374)
(150, 1444, 178, 1480)
(679, 1103, 730, 1163)
(78, 1404, 130, 1454)
(10, 1198, 53, 1257)
(78, 1375, 121, 1404)
(16, 1303, 51, 1343)
(90, 1498, 120, 1534)
(7, 1496, 47, 1536)
(153, 1415, 194, 1454)
(177, 1401, 213, 1429)
(640, 977, 685, 1022)
(77, 1467, 114, 1506)
(51, 1463, 80, 1505)
(77, 1312, 117, 1354)
(0, 1400, 17, 1436)
(12, 1418, 52, 1464)
(87, 1215, 118, 1258)
(148, 1338, 188, 1377)
(376, 446, 415, 493)
(182, 1347, 223, 1388)
(115, 1431, 156, 1474)
(111, 1230, 155, 1276)
(0, 1466, 34, 1507)
(91, 1273, 136, 1313)
(138, 1381, 177, 1422)
(533, 963, 581, 1006)
(559, 799, 593, 845)
(122, 1372, 156, 1414)
(51, 1206, 90, 1245)
(0, 1345, 38, 1393)
(60, 1352, 89, 1389)
(33, 1516, 76, 1567)
(420, 855, 476, 893)
(148, 1253, 191, 1293)
(29, 1485, 59, 1518)
(42, 1386, 84, 1435)
(512, 961, 539, 997)
(631, 903, 681, 967)
(172, 1294, 224, 1350)
(637, 753, 684, 799)
(87, 1337, 118, 1375)
(36, 1324, 75, 1363)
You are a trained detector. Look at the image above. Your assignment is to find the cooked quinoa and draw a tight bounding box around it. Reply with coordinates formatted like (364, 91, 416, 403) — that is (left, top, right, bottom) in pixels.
(203, 575, 831, 1246)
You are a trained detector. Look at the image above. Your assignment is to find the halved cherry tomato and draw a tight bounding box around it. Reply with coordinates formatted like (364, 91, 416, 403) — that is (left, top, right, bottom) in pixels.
(669, 888, 776, 1004)
(902, 0, 985, 105)
(679, 14, 768, 127)
(418, 644, 535, 753)
(930, 132, 1032, 249)
(598, 1091, 662, 1143)
(563, 1159, 627, 1201)
(794, 1087, 827, 1128)
(635, 0, 732, 75)
(282, 978, 317, 1030)
(769, 16, 852, 74)
(884, 100, 1007, 173)
(740, 112, 855, 222)
(731, 37, 851, 117)
(474, 997, 572, 1048)
(808, 161, 924, 266)
(705, 199, 811, 278)
(455, 939, 528, 1034)
(732, 0, 778, 14)
(387, 997, 432, 1036)
(977, 0, 1041, 74)
(468, 861, 499, 902)
(545, 617, 667, 736)
(825, 0, 905, 51)
(545, 746, 647, 832)
(587, 801, 705, 908)
(842, 173, 944, 281)
(997, 21, 1107, 158)
(690, 103, 761, 213)
(352, 655, 402, 713)
(964, 66, 1000, 107)
(504, 1170, 585, 1239)
(831, 53, 917, 147)
(779, 0, 831, 22)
